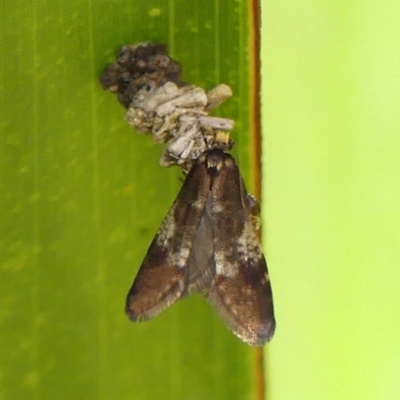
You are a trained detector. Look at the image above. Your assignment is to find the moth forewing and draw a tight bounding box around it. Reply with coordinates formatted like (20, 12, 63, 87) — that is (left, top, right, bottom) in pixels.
(206, 151, 276, 346)
(125, 160, 211, 321)
(207, 258, 275, 346)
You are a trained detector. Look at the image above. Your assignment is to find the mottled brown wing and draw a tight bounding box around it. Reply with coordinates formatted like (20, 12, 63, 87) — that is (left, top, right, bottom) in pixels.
(125, 160, 211, 321)
(206, 154, 276, 346)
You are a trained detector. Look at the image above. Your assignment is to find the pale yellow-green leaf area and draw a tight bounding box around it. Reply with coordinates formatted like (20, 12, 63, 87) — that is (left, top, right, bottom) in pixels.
(262, 1, 400, 400)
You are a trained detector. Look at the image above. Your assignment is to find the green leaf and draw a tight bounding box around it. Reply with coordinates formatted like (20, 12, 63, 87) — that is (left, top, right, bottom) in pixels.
(0, 1, 259, 400)
(262, 1, 400, 399)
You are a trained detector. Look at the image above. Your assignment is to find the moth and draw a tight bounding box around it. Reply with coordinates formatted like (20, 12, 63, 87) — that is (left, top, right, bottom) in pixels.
(125, 148, 275, 346)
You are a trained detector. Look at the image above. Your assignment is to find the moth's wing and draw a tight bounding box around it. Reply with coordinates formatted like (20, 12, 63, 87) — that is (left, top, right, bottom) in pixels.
(126, 162, 211, 321)
(206, 156, 276, 346)
(185, 194, 220, 293)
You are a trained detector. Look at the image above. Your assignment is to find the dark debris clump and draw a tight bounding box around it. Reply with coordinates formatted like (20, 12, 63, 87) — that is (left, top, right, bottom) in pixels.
(100, 43, 184, 108)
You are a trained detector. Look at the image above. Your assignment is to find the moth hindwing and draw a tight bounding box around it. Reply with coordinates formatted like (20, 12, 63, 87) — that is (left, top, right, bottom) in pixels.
(125, 148, 275, 346)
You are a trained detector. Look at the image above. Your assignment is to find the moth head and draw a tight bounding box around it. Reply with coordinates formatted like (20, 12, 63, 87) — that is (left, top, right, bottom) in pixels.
(197, 149, 234, 179)
(202, 149, 223, 174)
